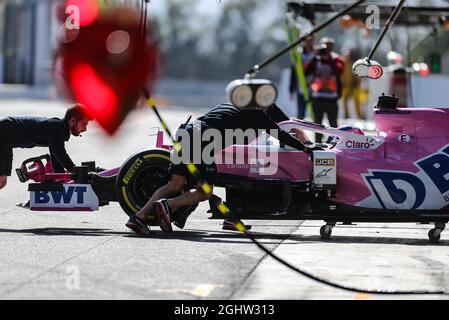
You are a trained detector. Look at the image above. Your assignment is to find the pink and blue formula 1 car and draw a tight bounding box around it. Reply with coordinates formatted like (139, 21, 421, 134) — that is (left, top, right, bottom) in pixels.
(18, 94, 449, 243)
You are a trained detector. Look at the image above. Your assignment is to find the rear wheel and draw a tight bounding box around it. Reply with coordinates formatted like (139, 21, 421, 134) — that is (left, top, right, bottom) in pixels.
(116, 149, 192, 226)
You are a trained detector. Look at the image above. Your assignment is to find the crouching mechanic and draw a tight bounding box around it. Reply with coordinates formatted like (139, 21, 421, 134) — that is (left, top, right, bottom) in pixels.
(126, 103, 318, 236)
(0, 103, 92, 189)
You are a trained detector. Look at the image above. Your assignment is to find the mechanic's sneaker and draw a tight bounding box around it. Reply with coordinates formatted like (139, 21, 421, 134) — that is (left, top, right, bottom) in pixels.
(153, 199, 173, 233)
(173, 214, 188, 229)
(126, 215, 151, 237)
(173, 205, 196, 229)
(16, 200, 30, 209)
(222, 220, 252, 232)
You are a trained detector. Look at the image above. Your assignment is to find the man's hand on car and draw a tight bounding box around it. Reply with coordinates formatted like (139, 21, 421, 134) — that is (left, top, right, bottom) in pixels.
(304, 144, 325, 154)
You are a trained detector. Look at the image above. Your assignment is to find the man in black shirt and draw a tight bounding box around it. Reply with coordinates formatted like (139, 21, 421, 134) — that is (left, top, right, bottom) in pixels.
(0, 103, 92, 189)
(126, 103, 316, 236)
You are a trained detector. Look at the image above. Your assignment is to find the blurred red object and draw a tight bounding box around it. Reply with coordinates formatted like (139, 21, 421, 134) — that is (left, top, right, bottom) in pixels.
(340, 15, 354, 29)
(57, 6, 159, 135)
(368, 65, 383, 79)
(66, 0, 99, 27)
(419, 63, 430, 77)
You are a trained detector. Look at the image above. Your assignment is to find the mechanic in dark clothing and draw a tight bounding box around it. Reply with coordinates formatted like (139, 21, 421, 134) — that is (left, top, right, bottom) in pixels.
(0, 103, 92, 189)
(126, 103, 316, 236)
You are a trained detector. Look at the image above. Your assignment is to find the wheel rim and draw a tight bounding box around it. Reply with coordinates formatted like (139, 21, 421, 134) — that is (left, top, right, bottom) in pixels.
(130, 165, 169, 208)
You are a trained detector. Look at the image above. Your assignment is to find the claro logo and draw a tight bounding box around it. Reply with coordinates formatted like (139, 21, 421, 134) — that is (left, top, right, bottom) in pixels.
(316, 159, 335, 166)
(346, 138, 376, 149)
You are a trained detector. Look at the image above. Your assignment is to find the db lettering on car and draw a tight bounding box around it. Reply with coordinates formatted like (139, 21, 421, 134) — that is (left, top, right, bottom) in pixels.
(30, 184, 99, 211)
(359, 144, 449, 210)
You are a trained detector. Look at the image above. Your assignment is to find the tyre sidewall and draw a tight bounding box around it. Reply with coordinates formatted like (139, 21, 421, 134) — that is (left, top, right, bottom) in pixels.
(117, 149, 171, 224)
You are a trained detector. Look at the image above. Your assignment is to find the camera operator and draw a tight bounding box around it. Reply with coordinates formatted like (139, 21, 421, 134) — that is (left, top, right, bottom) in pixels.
(305, 43, 342, 143)
(320, 37, 345, 75)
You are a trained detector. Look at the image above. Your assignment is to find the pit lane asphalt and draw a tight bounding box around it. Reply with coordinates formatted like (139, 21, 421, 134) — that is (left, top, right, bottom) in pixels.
(0, 99, 448, 300)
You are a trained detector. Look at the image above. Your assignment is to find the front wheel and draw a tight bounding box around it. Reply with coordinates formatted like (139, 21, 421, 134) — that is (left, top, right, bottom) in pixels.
(116, 149, 171, 225)
(116, 149, 193, 226)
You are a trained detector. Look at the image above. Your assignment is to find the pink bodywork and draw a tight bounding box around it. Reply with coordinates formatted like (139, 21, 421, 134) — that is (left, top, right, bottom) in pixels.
(216, 108, 449, 210)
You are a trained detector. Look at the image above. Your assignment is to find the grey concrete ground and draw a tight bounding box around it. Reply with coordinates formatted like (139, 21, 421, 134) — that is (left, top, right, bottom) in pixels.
(0, 99, 448, 300)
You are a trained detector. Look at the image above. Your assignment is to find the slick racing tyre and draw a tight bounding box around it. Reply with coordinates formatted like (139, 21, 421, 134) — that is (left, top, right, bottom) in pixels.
(116, 149, 192, 226)
(117, 149, 171, 225)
